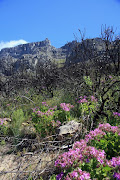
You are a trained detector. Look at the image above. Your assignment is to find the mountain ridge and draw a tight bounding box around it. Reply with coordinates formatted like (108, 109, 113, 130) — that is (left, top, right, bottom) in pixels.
(0, 38, 75, 75)
(0, 37, 105, 76)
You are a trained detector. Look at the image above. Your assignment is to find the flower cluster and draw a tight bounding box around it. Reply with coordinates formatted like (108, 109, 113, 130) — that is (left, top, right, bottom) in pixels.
(49, 106, 57, 110)
(90, 96, 97, 102)
(42, 102, 48, 106)
(0, 118, 4, 125)
(85, 128, 106, 143)
(66, 168, 91, 180)
(60, 103, 74, 112)
(51, 120, 61, 127)
(113, 112, 120, 117)
(77, 95, 98, 104)
(36, 109, 54, 116)
(55, 140, 106, 169)
(98, 123, 120, 134)
(85, 123, 120, 143)
(54, 123, 120, 179)
(107, 157, 120, 168)
(56, 172, 64, 180)
(77, 96, 88, 104)
(109, 75, 113, 79)
(32, 105, 57, 117)
(113, 172, 120, 180)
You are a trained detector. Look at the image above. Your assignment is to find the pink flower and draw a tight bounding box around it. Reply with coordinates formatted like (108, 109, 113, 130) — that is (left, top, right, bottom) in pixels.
(109, 75, 113, 79)
(113, 112, 120, 116)
(113, 172, 120, 180)
(71, 171, 78, 178)
(56, 172, 64, 180)
(42, 102, 48, 106)
(90, 96, 97, 102)
(60, 103, 74, 112)
(0, 119, 4, 125)
(107, 157, 120, 167)
(66, 169, 91, 180)
(79, 96, 83, 99)
(32, 107, 37, 112)
(77, 98, 88, 103)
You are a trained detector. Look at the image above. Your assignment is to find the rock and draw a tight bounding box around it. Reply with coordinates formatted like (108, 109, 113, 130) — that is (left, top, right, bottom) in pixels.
(0, 118, 11, 125)
(3, 118, 11, 122)
(0, 39, 76, 76)
(57, 120, 80, 136)
(21, 123, 36, 138)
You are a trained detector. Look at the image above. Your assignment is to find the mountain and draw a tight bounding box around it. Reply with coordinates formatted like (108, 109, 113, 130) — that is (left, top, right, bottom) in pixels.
(0, 38, 77, 76)
(0, 38, 106, 76)
(65, 38, 106, 65)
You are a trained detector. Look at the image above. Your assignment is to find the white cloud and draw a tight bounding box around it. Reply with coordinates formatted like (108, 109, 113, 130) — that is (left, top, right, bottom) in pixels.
(0, 39, 28, 51)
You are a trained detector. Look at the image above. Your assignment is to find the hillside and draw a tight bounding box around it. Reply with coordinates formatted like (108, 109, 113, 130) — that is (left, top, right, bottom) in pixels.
(0, 38, 76, 76)
(0, 37, 107, 76)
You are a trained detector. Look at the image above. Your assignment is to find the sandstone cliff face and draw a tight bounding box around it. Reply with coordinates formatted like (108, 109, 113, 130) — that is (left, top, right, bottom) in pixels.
(0, 38, 106, 76)
(0, 38, 76, 76)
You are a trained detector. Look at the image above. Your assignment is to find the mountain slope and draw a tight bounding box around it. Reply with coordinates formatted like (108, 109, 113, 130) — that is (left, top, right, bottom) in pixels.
(0, 38, 77, 75)
(0, 38, 106, 76)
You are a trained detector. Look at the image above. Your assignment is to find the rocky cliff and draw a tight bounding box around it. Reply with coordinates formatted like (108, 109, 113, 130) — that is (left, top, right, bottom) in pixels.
(0, 38, 105, 76)
(0, 38, 76, 76)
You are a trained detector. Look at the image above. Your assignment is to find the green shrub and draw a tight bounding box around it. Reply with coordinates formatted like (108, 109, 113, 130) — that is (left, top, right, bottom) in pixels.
(31, 104, 59, 137)
(11, 109, 25, 137)
(88, 131, 120, 159)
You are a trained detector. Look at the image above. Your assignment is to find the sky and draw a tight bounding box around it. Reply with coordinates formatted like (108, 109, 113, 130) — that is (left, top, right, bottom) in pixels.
(0, 0, 120, 50)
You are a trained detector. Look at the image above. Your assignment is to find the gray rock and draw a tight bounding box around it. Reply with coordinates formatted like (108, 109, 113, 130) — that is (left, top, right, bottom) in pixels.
(57, 120, 80, 136)
(0, 37, 106, 76)
(0, 38, 76, 76)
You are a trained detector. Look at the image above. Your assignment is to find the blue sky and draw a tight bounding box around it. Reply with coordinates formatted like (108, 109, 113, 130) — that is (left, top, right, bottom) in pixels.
(0, 0, 120, 50)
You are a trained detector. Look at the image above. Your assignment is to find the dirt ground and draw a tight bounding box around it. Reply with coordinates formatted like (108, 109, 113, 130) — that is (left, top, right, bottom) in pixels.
(0, 143, 60, 180)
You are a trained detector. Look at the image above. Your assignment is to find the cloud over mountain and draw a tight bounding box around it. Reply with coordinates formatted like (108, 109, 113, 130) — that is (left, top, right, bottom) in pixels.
(0, 40, 28, 51)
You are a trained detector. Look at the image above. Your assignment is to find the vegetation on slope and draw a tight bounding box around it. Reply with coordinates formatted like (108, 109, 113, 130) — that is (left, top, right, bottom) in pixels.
(0, 25, 120, 179)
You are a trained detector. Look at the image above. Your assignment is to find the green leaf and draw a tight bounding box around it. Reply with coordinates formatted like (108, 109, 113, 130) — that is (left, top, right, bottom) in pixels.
(103, 166, 112, 171)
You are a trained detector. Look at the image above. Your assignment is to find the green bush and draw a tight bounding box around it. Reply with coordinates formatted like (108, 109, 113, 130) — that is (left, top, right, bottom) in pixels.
(88, 131, 120, 159)
(0, 124, 10, 136)
(11, 109, 25, 137)
(31, 104, 59, 137)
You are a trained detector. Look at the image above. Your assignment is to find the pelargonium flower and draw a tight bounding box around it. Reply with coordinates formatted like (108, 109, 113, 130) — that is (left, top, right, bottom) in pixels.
(109, 75, 113, 79)
(56, 120, 61, 126)
(0, 118, 4, 125)
(32, 107, 37, 112)
(77, 98, 88, 103)
(113, 112, 120, 117)
(107, 157, 120, 167)
(79, 96, 83, 99)
(60, 103, 74, 112)
(73, 139, 87, 149)
(90, 96, 97, 102)
(55, 143, 106, 169)
(55, 124, 120, 180)
(42, 102, 48, 106)
(98, 123, 120, 134)
(85, 128, 106, 143)
(65, 168, 91, 180)
(56, 172, 64, 180)
(51, 120, 61, 127)
(113, 172, 120, 180)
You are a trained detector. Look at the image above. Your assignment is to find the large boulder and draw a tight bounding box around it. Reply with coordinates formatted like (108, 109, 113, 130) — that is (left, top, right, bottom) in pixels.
(57, 120, 80, 136)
